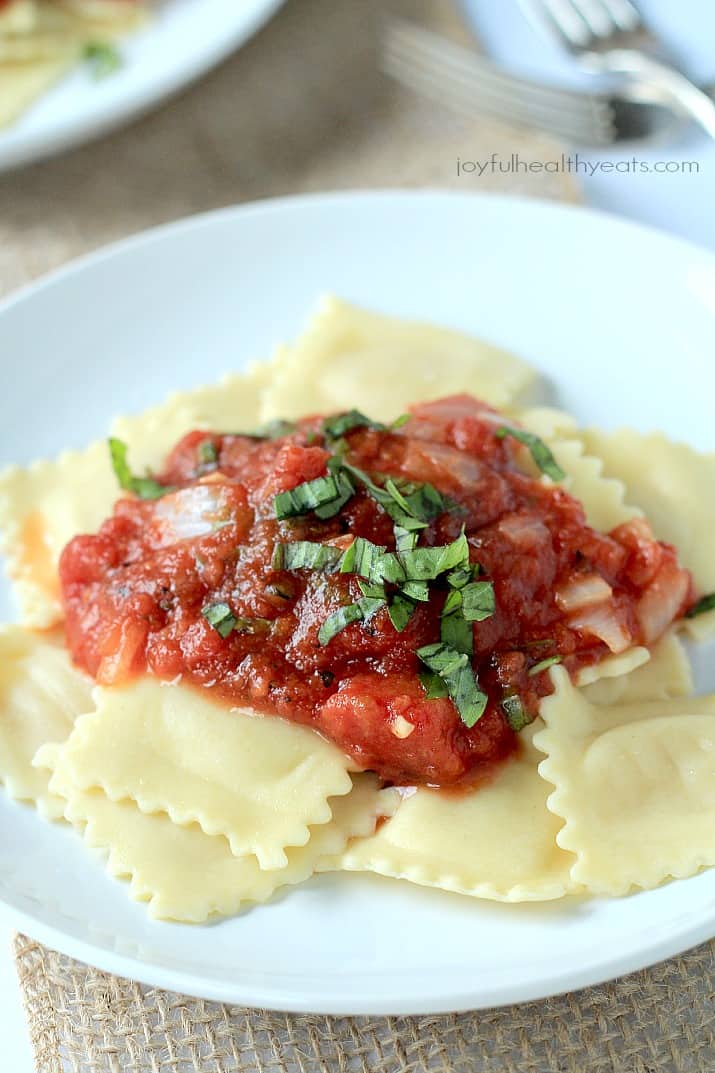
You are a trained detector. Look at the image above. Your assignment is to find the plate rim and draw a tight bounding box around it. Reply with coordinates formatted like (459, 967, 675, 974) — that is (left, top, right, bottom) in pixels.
(2, 187, 715, 312)
(1, 188, 715, 1013)
(0, 0, 286, 174)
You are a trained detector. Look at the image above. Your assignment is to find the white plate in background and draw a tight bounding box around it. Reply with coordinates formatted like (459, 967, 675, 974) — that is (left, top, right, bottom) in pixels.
(0, 191, 713, 1013)
(0, 0, 285, 173)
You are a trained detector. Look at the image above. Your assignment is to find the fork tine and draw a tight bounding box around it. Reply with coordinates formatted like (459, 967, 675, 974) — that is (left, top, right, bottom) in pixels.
(565, 0, 620, 37)
(386, 20, 600, 118)
(588, 0, 643, 32)
(385, 49, 612, 144)
(521, 0, 593, 49)
(384, 21, 614, 139)
(383, 26, 615, 145)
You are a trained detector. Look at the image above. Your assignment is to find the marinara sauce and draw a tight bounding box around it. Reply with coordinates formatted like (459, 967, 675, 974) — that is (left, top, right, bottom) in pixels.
(60, 395, 693, 787)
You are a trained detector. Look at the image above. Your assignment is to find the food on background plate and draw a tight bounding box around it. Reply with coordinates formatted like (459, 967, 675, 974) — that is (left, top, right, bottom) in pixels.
(0, 297, 714, 920)
(0, 0, 147, 128)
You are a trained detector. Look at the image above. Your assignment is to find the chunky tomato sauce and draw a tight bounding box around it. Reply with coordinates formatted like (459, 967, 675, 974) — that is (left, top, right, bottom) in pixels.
(60, 395, 694, 787)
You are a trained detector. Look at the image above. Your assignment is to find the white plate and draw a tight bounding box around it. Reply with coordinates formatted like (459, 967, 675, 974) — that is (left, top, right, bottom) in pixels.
(0, 0, 285, 173)
(0, 191, 714, 1014)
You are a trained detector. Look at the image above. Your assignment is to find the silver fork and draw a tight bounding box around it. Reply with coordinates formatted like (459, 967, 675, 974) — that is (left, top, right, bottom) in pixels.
(520, 0, 715, 138)
(383, 18, 690, 147)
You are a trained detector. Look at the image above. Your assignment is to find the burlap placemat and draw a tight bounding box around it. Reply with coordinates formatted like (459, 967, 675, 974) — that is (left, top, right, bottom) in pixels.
(4, 0, 712, 1069)
(14, 934, 715, 1073)
(0, 0, 578, 295)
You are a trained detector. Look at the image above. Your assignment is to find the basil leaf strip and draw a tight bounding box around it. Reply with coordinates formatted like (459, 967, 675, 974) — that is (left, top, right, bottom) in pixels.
(496, 426, 565, 482)
(340, 537, 386, 580)
(108, 438, 174, 501)
(318, 592, 386, 646)
(461, 581, 496, 622)
(417, 642, 488, 728)
(84, 41, 122, 78)
(528, 655, 563, 676)
(322, 410, 386, 440)
(273, 542, 342, 572)
(379, 530, 470, 584)
(419, 669, 449, 699)
(685, 593, 715, 618)
(198, 439, 219, 466)
(388, 592, 418, 632)
(502, 694, 532, 732)
(202, 602, 237, 638)
(274, 471, 355, 520)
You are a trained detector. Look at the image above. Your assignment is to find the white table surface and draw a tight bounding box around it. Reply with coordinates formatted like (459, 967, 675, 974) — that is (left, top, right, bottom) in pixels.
(2, 4, 714, 1066)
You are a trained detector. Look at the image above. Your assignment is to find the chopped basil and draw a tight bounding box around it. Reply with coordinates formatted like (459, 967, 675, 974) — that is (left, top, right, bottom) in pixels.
(317, 603, 365, 645)
(399, 481, 459, 522)
(528, 655, 562, 677)
(273, 541, 342, 572)
(388, 592, 417, 632)
(685, 593, 715, 618)
(440, 607, 473, 656)
(496, 426, 565, 482)
(322, 410, 386, 440)
(322, 410, 410, 441)
(401, 579, 430, 602)
(198, 439, 218, 466)
(318, 589, 386, 646)
(274, 471, 354, 520)
(314, 466, 355, 519)
(417, 642, 488, 728)
(84, 41, 122, 79)
(502, 694, 532, 732)
(233, 617, 271, 635)
(358, 579, 387, 601)
(339, 536, 385, 580)
(419, 669, 449, 699)
(108, 438, 173, 501)
(394, 525, 419, 553)
(446, 564, 479, 590)
(461, 581, 496, 622)
(380, 531, 470, 584)
(202, 602, 237, 638)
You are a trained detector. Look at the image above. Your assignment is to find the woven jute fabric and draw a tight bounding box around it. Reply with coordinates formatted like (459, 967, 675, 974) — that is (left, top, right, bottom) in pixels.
(13, 934, 715, 1073)
(7, 1, 708, 1070)
(0, 0, 577, 295)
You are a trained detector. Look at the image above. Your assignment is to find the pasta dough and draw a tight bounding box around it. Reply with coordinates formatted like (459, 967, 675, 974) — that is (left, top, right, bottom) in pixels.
(259, 297, 538, 423)
(534, 667, 715, 895)
(326, 728, 577, 902)
(36, 677, 355, 870)
(36, 755, 397, 921)
(0, 625, 93, 818)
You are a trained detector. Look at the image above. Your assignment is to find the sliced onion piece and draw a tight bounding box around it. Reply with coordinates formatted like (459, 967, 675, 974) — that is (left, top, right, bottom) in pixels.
(497, 513, 550, 549)
(568, 602, 632, 654)
(556, 574, 613, 612)
(153, 485, 233, 543)
(636, 563, 691, 644)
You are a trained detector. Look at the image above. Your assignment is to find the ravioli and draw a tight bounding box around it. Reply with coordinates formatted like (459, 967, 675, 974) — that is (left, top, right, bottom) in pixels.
(0, 625, 93, 818)
(534, 667, 715, 895)
(36, 754, 397, 922)
(259, 297, 538, 422)
(0, 300, 711, 920)
(327, 728, 577, 902)
(36, 677, 355, 870)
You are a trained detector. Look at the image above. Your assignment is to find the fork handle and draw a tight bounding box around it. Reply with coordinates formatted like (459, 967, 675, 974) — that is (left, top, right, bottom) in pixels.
(596, 50, 715, 140)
